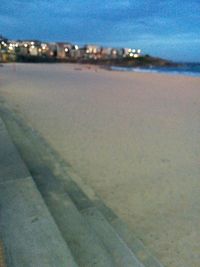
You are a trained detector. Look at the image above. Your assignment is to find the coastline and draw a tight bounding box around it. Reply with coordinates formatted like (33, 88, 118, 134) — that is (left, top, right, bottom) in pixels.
(109, 65, 200, 77)
(0, 63, 200, 267)
(2, 60, 200, 78)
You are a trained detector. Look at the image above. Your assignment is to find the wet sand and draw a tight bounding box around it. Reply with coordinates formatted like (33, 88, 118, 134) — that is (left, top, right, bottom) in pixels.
(0, 63, 200, 267)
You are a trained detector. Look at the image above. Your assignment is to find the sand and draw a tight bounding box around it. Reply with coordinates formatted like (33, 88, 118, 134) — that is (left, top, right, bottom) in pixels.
(0, 63, 200, 267)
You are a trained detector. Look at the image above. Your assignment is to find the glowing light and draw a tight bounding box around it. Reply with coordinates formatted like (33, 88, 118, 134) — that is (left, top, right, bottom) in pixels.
(137, 49, 141, 53)
(134, 54, 139, 58)
(24, 43, 28, 47)
(129, 52, 134, 57)
(1, 41, 7, 47)
(64, 48, 69, 52)
(75, 45, 79, 50)
(31, 42, 34, 45)
(132, 49, 136, 53)
(42, 44, 47, 50)
(38, 48, 42, 52)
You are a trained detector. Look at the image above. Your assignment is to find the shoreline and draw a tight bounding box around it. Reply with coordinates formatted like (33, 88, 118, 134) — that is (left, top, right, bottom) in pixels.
(109, 65, 200, 78)
(1, 61, 200, 78)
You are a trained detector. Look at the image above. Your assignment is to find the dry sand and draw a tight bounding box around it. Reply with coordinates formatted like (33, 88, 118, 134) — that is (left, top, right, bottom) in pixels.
(0, 63, 200, 267)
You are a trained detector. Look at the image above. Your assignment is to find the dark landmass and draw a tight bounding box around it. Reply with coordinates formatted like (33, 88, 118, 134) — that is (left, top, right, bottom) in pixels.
(5, 54, 182, 68)
(80, 55, 181, 68)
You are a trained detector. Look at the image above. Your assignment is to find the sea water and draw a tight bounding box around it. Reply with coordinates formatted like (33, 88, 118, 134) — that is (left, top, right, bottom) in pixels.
(111, 63, 200, 77)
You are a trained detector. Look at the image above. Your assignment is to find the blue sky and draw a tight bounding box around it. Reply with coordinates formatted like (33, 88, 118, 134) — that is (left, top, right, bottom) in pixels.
(1, 0, 200, 62)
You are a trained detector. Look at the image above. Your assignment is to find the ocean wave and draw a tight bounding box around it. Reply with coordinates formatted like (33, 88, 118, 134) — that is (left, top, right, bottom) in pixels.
(110, 66, 200, 77)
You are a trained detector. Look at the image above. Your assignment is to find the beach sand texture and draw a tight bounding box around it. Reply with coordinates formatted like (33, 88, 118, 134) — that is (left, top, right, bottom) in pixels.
(0, 63, 200, 267)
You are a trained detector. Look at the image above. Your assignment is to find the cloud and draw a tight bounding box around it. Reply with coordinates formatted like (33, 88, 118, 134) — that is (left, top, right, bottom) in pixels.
(0, 0, 200, 60)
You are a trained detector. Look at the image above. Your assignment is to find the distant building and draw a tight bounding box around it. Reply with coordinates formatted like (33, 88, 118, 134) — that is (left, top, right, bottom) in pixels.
(123, 48, 132, 57)
(101, 47, 112, 59)
(29, 46, 38, 56)
(16, 40, 42, 56)
(55, 42, 72, 59)
(69, 45, 80, 59)
(123, 48, 142, 58)
(0, 36, 8, 53)
(111, 48, 123, 58)
(84, 44, 102, 59)
(0, 36, 9, 62)
(47, 43, 57, 57)
(0, 35, 143, 62)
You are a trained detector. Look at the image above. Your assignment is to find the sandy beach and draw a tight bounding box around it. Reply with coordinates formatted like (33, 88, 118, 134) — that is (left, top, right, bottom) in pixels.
(0, 63, 200, 267)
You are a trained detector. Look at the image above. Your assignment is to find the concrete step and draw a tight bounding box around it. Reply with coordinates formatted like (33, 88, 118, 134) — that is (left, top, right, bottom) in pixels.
(0, 101, 164, 267)
(95, 201, 164, 267)
(0, 104, 145, 266)
(0, 107, 145, 266)
(82, 207, 144, 267)
(0, 117, 78, 267)
(0, 178, 78, 267)
(0, 107, 115, 266)
(33, 173, 116, 267)
(32, 169, 144, 267)
(0, 117, 29, 183)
